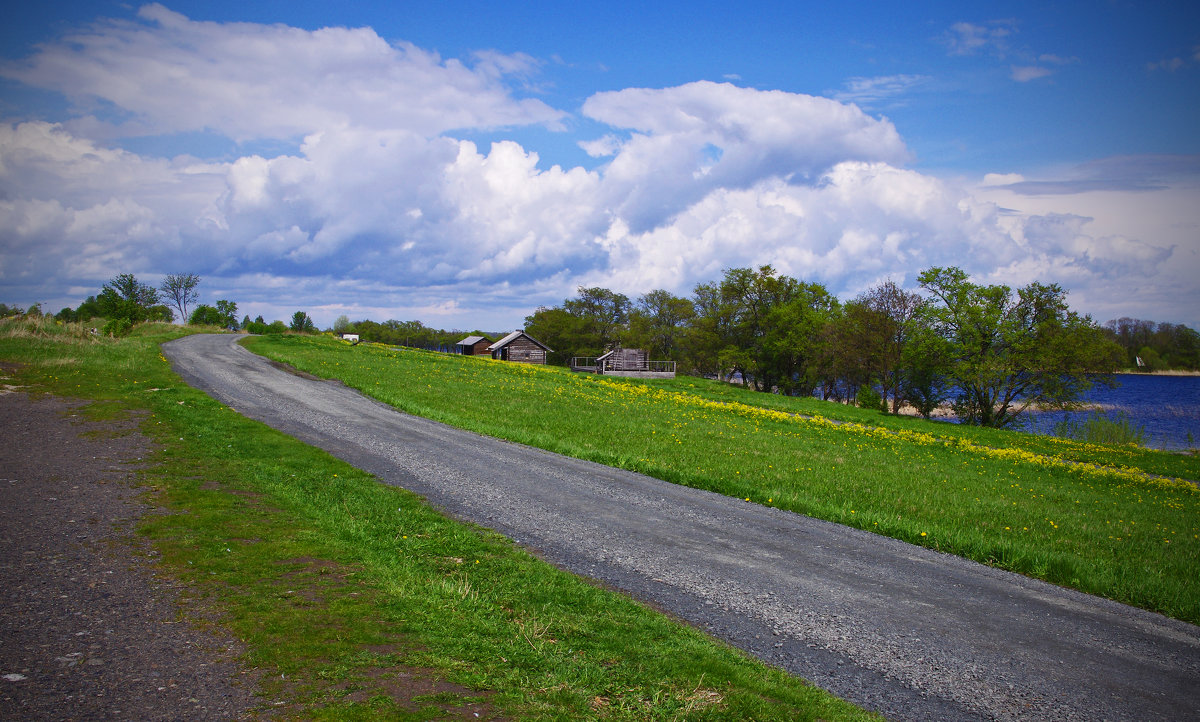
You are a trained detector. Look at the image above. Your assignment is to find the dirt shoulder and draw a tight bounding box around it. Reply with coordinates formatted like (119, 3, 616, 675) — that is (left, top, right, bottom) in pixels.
(0, 391, 259, 720)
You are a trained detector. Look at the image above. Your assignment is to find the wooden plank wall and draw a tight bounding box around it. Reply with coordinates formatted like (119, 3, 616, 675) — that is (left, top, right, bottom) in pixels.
(506, 338, 547, 364)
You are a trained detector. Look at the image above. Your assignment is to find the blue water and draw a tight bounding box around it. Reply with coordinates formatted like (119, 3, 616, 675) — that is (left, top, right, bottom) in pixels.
(1020, 374, 1200, 450)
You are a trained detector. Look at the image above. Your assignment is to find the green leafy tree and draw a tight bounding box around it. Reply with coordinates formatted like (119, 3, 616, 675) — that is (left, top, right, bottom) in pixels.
(189, 304, 225, 326)
(703, 266, 836, 393)
(290, 311, 317, 333)
(56, 296, 104, 323)
(838, 280, 925, 412)
(333, 315, 351, 334)
(682, 280, 739, 379)
(215, 300, 239, 328)
(562, 287, 632, 354)
(524, 306, 588, 365)
(97, 274, 162, 324)
(1135, 346, 1166, 372)
(159, 273, 200, 322)
(523, 287, 631, 365)
(625, 290, 695, 361)
(900, 325, 954, 419)
(917, 266, 1122, 428)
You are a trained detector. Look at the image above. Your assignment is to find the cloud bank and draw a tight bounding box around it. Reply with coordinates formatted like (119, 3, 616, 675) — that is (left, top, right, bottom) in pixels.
(1, 6, 1195, 329)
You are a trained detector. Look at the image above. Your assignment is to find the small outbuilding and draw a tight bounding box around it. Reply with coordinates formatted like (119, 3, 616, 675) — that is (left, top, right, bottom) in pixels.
(571, 347, 676, 378)
(341, 334, 360, 344)
(455, 335, 492, 356)
(487, 330, 552, 364)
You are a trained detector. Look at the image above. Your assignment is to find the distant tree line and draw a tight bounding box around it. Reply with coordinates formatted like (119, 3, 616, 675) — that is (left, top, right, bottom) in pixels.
(49, 273, 315, 337)
(1101, 317, 1200, 371)
(523, 265, 1139, 429)
(332, 315, 494, 351)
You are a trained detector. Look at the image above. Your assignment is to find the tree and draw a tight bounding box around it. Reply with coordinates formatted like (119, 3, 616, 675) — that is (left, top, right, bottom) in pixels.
(97, 274, 162, 324)
(524, 306, 587, 365)
(625, 290, 695, 360)
(290, 311, 316, 333)
(917, 266, 1121, 428)
(683, 280, 738, 379)
(189, 305, 224, 326)
(523, 287, 631, 365)
(900, 325, 953, 419)
(159, 273, 200, 322)
(562, 287, 632, 353)
(215, 300, 239, 329)
(842, 280, 925, 412)
(700, 266, 836, 393)
(333, 315, 351, 334)
(189, 300, 238, 328)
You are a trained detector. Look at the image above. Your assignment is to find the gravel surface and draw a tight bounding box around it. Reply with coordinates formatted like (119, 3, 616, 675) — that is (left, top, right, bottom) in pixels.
(164, 333, 1200, 721)
(0, 390, 258, 721)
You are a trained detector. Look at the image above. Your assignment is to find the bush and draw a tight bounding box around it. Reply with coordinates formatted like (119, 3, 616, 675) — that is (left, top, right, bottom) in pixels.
(1054, 411, 1145, 446)
(855, 385, 886, 413)
(189, 305, 225, 326)
(101, 318, 133, 337)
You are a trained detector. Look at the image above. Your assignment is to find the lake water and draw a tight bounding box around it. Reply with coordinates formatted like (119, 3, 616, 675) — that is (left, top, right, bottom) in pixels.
(1019, 374, 1200, 450)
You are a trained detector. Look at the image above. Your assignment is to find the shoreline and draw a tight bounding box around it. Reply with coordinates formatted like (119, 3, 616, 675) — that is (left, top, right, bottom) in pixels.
(1116, 370, 1200, 377)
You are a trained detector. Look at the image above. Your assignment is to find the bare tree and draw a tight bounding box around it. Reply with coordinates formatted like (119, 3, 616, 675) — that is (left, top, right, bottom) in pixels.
(160, 273, 200, 322)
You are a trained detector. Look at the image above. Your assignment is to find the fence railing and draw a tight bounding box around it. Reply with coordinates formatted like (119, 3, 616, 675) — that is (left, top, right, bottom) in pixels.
(570, 357, 676, 374)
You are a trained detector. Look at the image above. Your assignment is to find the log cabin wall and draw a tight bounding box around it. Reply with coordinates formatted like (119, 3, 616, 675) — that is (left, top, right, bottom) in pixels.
(505, 337, 547, 364)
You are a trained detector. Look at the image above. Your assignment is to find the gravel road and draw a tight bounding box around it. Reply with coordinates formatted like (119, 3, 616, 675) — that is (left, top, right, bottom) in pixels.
(163, 333, 1200, 721)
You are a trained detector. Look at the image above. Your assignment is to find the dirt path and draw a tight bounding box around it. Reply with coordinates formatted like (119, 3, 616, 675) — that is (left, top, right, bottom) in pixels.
(162, 332, 1200, 722)
(0, 391, 258, 720)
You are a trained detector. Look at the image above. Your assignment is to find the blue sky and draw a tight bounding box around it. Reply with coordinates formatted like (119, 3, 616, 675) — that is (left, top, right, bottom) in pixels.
(2, 1, 1198, 329)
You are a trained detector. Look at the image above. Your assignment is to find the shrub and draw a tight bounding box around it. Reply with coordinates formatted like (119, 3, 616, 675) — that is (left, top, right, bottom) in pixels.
(1054, 411, 1145, 446)
(855, 385, 886, 413)
(100, 317, 133, 337)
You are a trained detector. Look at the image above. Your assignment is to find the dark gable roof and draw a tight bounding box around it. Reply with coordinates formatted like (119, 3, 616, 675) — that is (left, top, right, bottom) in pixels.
(487, 330, 553, 353)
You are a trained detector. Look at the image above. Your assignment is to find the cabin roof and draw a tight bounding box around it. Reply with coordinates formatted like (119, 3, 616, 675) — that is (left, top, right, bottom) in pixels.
(456, 335, 489, 346)
(487, 330, 553, 353)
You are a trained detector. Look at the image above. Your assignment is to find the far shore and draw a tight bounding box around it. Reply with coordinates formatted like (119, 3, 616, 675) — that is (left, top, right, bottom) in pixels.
(1116, 369, 1200, 377)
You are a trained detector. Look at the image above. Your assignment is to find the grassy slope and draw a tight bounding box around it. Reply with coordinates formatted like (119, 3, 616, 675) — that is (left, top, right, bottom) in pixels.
(245, 335, 1200, 624)
(0, 318, 875, 721)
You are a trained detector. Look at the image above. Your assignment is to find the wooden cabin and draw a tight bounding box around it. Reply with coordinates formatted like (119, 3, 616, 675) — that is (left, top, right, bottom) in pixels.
(455, 335, 492, 356)
(487, 330, 552, 364)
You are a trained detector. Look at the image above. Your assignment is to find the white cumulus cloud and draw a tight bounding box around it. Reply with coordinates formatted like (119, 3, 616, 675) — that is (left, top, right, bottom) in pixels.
(0, 3, 564, 141)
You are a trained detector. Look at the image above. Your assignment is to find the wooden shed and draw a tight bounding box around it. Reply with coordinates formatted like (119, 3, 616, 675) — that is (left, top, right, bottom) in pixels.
(571, 347, 676, 378)
(597, 348, 648, 373)
(455, 335, 492, 356)
(487, 330, 552, 364)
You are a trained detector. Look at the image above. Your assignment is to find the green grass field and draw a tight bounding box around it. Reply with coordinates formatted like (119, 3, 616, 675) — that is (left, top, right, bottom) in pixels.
(245, 334, 1200, 624)
(0, 317, 879, 720)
